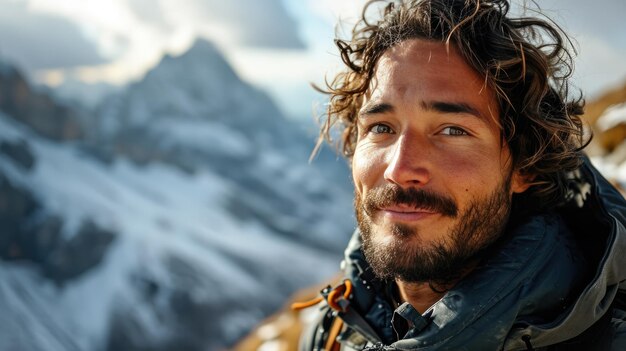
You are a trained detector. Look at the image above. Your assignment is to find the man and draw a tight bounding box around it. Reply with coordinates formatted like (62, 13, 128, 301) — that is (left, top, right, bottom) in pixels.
(298, 0, 626, 350)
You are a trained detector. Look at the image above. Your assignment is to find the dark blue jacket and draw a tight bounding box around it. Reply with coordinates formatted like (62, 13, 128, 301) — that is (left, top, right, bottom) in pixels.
(300, 159, 626, 350)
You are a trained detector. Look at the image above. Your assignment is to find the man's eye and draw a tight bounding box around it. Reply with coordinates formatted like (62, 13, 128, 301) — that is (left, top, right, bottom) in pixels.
(440, 126, 468, 136)
(369, 124, 394, 134)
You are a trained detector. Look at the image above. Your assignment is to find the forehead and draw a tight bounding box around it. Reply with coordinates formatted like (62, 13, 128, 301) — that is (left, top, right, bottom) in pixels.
(366, 39, 499, 122)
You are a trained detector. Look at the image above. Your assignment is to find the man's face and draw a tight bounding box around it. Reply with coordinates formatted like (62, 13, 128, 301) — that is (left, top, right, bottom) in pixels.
(353, 39, 529, 284)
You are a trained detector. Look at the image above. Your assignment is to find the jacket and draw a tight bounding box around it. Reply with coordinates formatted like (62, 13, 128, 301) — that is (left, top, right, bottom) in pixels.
(300, 159, 626, 350)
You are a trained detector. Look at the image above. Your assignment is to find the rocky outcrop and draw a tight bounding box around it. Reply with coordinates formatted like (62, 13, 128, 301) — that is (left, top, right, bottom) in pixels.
(0, 138, 35, 170)
(0, 172, 39, 259)
(0, 63, 84, 141)
(0, 171, 116, 285)
(43, 220, 116, 285)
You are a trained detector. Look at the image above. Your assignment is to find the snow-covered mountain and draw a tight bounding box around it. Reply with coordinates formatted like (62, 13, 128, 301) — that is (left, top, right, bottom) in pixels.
(0, 39, 354, 351)
(97, 40, 299, 151)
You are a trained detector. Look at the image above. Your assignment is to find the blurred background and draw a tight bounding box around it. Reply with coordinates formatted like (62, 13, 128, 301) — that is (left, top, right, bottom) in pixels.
(0, 0, 624, 350)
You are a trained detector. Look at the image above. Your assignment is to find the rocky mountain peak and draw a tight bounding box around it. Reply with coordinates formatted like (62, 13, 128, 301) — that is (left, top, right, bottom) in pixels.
(151, 38, 240, 88)
(97, 37, 279, 138)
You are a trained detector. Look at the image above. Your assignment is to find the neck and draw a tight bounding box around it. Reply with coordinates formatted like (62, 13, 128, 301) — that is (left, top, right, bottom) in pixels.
(395, 280, 447, 313)
(395, 260, 480, 313)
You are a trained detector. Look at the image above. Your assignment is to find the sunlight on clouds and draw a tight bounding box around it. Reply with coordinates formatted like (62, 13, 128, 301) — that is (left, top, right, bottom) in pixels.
(26, 0, 305, 88)
(8, 0, 625, 118)
(26, 0, 196, 85)
(74, 62, 153, 85)
(28, 0, 153, 63)
(28, 0, 136, 58)
(34, 69, 65, 86)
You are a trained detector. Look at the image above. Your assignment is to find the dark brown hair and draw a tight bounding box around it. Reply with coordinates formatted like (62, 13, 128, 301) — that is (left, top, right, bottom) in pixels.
(316, 0, 589, 212)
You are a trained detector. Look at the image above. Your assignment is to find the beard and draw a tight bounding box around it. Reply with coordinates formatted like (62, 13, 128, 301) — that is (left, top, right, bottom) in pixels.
(356, 180, 512, 286)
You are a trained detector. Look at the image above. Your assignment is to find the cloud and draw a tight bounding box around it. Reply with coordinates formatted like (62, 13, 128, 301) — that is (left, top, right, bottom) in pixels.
(0, 2, 109, 70)
(125, 0, 171, 31)
(535, 0, 626, 48)
(507, 0, 626, 96)
(0, 0, 305, 86)
(130, 0, 306, 49)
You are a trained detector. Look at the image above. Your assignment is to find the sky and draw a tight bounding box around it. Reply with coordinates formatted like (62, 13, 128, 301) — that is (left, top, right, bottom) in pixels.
(0, 0, 625, 119)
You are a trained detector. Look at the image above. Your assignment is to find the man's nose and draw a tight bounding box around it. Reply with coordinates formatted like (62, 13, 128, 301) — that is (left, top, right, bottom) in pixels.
(383, 133, 432, 187)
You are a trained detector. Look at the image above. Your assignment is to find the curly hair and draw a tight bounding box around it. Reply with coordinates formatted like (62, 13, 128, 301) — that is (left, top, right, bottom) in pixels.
(316, 0, 589, 212)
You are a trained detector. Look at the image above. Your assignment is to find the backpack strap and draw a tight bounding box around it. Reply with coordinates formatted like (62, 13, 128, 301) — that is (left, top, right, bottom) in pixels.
(296, 279, 383, 350)
(325, 317, 344, 351)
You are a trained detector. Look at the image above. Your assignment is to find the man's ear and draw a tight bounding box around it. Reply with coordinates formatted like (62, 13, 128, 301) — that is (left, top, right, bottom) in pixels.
(511, 170, 534, 194)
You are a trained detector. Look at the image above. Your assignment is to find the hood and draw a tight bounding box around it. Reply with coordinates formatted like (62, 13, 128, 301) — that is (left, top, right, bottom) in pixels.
(338, 158, 626, 350)
(502, 158, 626, 349)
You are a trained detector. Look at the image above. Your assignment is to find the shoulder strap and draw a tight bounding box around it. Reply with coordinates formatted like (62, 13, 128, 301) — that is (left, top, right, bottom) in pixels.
(325, 317, 344, 351)
(299, 306, 337, 351)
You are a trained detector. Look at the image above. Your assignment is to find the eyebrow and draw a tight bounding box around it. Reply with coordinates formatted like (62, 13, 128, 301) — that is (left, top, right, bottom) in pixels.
(358, 100, 484, 120)
(359, 102, 394, 116)
(423, 101, 483, 119)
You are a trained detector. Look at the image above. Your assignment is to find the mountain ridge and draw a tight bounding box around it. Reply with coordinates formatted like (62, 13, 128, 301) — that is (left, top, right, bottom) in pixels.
(0, 38, 354, 351)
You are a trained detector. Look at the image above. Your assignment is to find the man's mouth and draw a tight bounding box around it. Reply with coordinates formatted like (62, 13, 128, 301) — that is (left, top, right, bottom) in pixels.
(379, 204, 439, 221)
(362, 184, 459, 218)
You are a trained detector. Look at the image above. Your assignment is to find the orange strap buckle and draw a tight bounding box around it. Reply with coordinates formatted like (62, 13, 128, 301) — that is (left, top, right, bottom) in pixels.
(291, 279, 353, 312)
(326, 279, 353, 312)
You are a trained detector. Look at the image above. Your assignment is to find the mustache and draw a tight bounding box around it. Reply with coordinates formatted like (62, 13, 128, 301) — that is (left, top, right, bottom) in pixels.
(363, 184, 458, 218)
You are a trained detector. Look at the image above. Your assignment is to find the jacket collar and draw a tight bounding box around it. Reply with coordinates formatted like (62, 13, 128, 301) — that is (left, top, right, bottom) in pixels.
(342, 212, 587, 349)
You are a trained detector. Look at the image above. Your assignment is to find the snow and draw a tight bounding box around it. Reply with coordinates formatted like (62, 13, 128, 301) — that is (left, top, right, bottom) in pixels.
(98, 38, 253, 135)
(154, 119, 253, 157)
(592, 102, 626, 189)
(596, 102, 626, 132)
(0, 108, 346, 349)
(258, 340, 287, 351)
(590, 153, 626, 190)
(0, 265, 87, 351)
